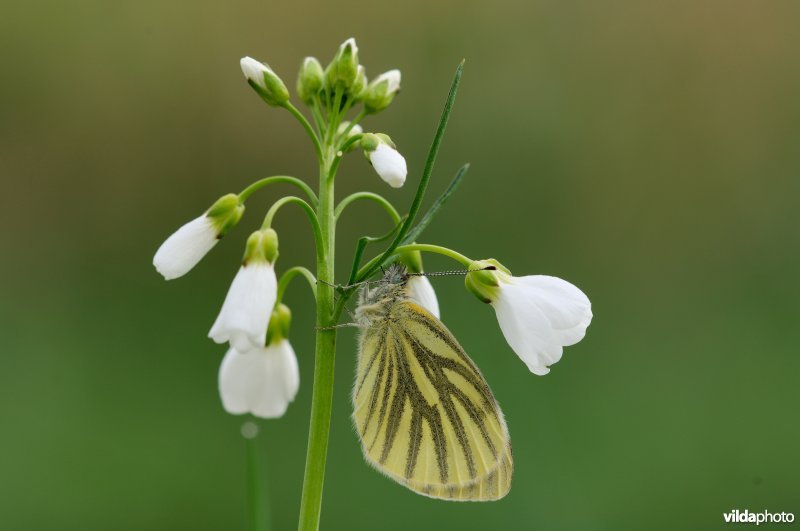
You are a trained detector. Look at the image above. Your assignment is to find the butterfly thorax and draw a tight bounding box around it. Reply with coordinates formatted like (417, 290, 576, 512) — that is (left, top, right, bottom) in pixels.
(354, 264, 410, 327)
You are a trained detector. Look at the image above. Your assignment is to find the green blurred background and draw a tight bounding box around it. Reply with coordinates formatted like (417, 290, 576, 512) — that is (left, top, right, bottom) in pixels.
(2, 1, 799, 529)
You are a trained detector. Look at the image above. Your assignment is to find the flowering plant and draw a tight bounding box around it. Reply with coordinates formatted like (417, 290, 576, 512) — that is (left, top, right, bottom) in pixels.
(154, 38, 591, 530)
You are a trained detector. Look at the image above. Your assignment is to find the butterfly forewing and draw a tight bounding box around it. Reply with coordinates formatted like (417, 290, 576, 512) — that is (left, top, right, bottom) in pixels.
(353, 299, 512, 501)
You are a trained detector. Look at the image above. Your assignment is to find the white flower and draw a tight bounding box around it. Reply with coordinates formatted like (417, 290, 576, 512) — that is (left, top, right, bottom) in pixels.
(369, 143, 407, 188)
(218, 339, 299, 418)
(240, 56, 271, 89)
(373, 69, 401, 95)
(492, 275, 592, 375)
(407, 276, 440, 319)
(208, 262, 277, 351)
(153, 215, 218, 280)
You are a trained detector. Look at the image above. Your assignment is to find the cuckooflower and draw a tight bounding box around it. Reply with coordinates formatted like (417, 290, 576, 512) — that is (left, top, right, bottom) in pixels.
(153, 194, 244, 280)
(406, 275, 440, 319)
(219, 340, 299, 418)
(218, 303, 299, 418)
(209, 229, 279, 352)
(466, 259, 592, 375)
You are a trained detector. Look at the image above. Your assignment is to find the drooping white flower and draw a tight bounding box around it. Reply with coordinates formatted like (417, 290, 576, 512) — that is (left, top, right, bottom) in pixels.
(369, 143, 407, 188)
(208, 229, 279, 352)
(218, 339, 299, 418)
(466, 260, 592, 375)
(153, 216, 218, 280)
(407, 275, 440, 319)
(153, 194, 244, 280)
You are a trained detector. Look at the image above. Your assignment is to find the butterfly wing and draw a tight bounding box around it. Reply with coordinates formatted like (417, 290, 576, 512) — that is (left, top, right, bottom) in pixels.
(353, 300, 512, 501)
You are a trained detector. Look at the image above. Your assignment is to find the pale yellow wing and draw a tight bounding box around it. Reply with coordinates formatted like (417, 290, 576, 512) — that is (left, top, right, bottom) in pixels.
(353, 300, 512, 501)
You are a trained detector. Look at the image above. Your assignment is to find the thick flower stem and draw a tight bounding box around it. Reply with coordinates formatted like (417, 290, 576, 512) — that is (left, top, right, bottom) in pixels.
(298, 145, 338, 531)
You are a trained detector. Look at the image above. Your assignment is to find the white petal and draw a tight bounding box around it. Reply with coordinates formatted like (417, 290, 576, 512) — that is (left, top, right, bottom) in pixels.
(217, 340, 300, 419)
(369, 144, 407, 188)
(208, 263, 277, 350)
(240, 56, 269, 89)
(406, 276, 440, 319)
(514, 275, 592, 346)
(374, 69, 401, 93)
(153, 216, 218, 280)
(492, 276, 592, 375)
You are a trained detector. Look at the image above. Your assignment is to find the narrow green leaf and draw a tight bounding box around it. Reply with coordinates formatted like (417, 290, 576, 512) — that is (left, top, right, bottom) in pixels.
(356, 60, 465, 282)
(401, 163, 469, 245)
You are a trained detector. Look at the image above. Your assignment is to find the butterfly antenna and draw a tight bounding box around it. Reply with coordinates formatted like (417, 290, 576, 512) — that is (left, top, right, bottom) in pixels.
(408, 265, 497, 278)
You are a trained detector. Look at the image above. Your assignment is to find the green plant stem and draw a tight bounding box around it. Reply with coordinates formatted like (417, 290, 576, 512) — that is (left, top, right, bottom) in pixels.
(277, 266, 317, 303)
(285, 102, 323, 162)
(238, 175, 318, 206)
(245, 422, 270, 531)
(334, 192, 402, 225)
(298, 141, 339, 531)
(260, 196, 324, 256)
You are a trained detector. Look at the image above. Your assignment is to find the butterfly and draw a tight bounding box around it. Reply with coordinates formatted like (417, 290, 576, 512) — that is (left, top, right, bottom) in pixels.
(352, 264, 512, 501)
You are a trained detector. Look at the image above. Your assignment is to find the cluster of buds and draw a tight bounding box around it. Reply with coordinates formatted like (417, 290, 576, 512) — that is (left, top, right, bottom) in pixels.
(243, 38, 408, 190)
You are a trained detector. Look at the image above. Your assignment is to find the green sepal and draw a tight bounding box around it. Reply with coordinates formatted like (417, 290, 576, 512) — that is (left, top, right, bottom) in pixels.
(374, 133, 395, 149)
(247, 66, 290, 107)
(464, 259, 510, 304)
(206, 193, 245, 237)
(266, 303, 292, 345)
(351, 65, 367, 100)
(360, 133, 380, 152)
(243, 228, 279, 265)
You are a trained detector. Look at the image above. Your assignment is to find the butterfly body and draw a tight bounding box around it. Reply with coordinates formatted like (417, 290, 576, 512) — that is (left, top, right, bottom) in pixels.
(353, 265, 513, 501)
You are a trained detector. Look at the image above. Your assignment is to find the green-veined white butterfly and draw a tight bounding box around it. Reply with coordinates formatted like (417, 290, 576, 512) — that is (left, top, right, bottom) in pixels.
(352, 264, 512, 501)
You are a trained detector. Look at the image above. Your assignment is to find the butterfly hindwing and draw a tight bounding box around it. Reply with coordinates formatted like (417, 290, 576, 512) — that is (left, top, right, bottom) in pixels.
(353, 299, 512, 501)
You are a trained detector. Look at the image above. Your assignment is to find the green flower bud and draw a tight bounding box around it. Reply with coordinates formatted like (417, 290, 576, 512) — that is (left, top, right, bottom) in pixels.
(240, 57, 289, 106)
(399, 250, 424, 274)
(244, 228, 279, 265)
(266, 303, 292, 345)
(325, 38, 360, 93)
(297, 57, 324, 104)
(464, 259, 510, 303)
(206, 193, 245, 237)
(363, 69, 401, 113)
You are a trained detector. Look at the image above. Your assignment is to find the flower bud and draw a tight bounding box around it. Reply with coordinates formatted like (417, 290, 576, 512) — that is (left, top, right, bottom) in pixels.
(325, 38, 360, 93)
(244, 228, 279, 265)
(266, 303, 292, 345)
(240, 56, 289, 106)
(363, 69, 401, 113)
(361, 134, 407, 188)
(464, 259, 508, 303)
(297, 57, 324, 104)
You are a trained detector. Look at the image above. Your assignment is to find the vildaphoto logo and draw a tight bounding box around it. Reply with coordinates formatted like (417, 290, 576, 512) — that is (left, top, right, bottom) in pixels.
(723, 509, 795, 525)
